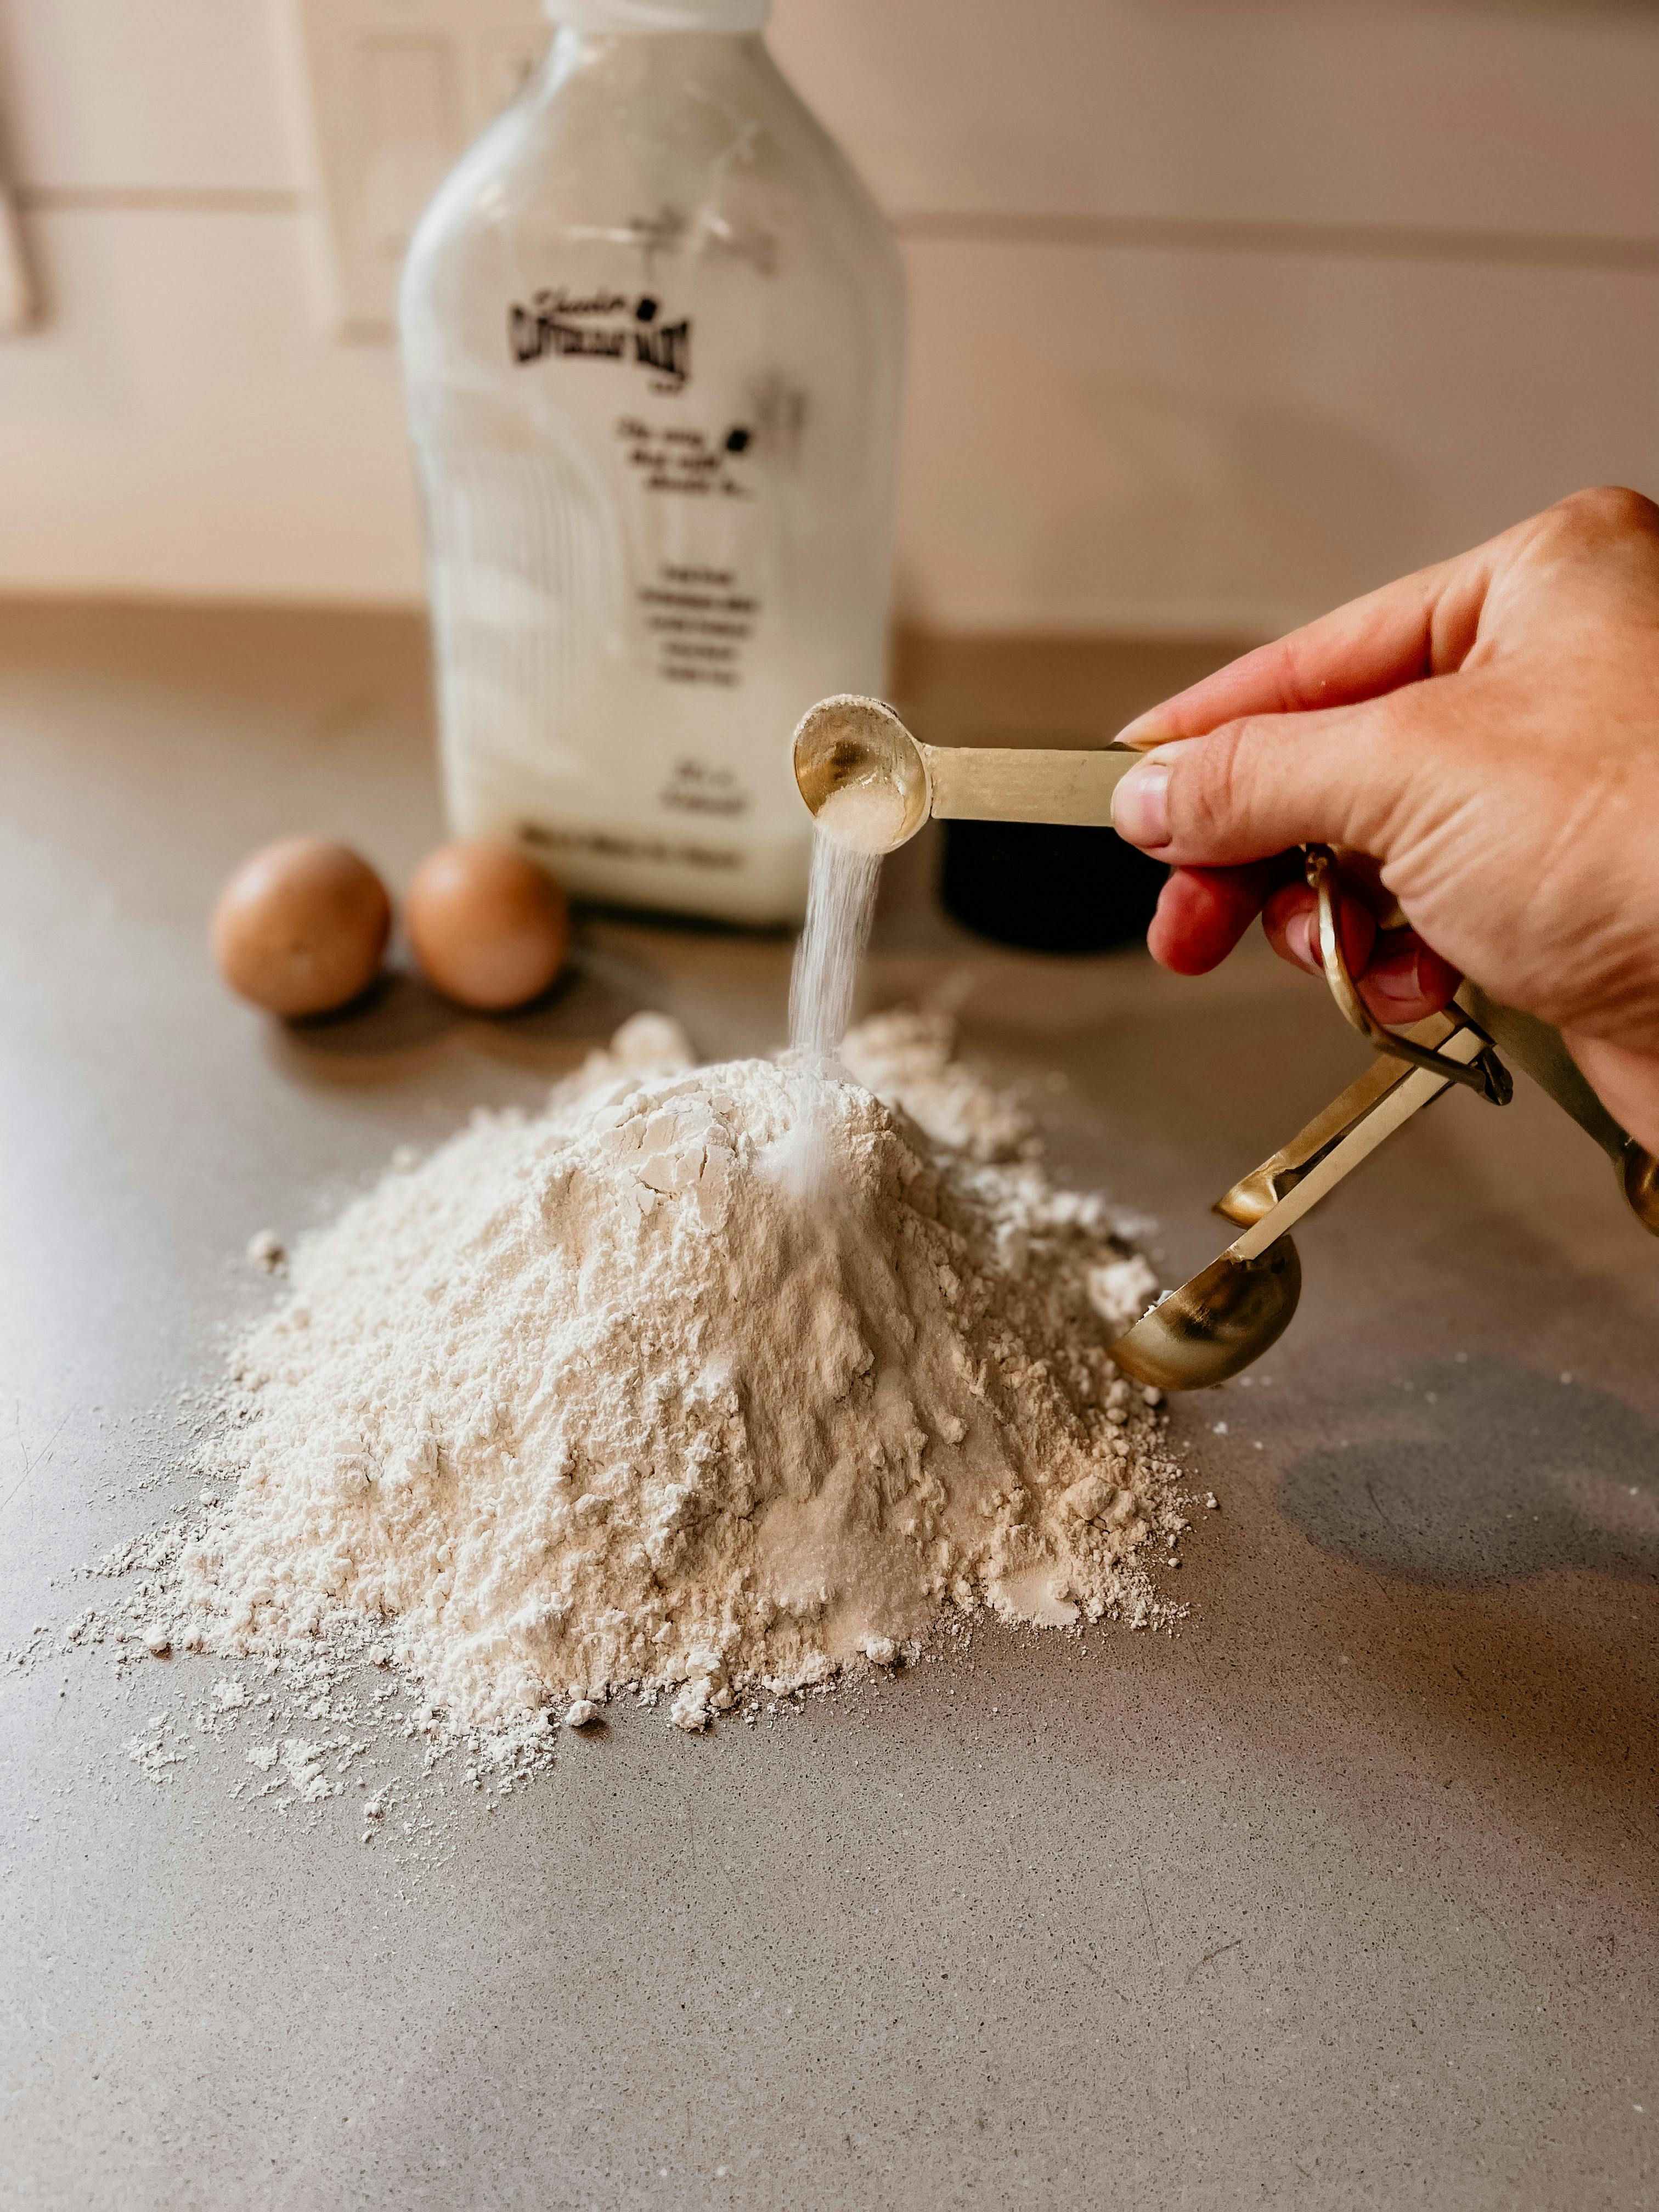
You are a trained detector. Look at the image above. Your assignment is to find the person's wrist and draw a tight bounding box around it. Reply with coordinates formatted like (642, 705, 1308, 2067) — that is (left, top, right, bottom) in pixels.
(1562, 1031, 1659, 1156)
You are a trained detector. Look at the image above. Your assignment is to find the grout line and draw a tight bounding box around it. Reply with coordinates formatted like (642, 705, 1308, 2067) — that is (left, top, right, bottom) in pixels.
(15, 184, 307, 215)
(893, 208, 1659, 273)
(15, 187, 1659, 274)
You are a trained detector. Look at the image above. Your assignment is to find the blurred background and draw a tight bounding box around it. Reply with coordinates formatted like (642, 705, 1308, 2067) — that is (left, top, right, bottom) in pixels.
(2, 0, 1657, 967)
(1, 0, 1654, 633)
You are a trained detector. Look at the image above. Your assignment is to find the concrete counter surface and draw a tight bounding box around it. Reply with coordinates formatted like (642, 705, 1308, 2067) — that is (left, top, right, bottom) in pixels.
(2, 602, 1655, 2210)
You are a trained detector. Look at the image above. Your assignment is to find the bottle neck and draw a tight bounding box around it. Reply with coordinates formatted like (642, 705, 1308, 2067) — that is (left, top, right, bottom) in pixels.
(543, 1, 771, 31)
(540, 23, 776, 97)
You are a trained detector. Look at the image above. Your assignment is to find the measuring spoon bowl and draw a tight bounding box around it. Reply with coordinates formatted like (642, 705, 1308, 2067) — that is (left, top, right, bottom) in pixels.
(1109, 1234, 1302, 1392)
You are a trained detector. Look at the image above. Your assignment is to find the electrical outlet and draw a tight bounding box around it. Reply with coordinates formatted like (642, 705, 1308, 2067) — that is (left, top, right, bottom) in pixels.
(283, 0, 548, 338)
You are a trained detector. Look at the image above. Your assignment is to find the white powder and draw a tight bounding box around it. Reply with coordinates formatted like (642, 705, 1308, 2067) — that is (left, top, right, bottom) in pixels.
(144, 1009, 1178, 1745)
(814, 781, 909, 856)
(126, 1713, 190, 1782)
(785, 782, 899, 1197)
(787, 828, 882, 1064)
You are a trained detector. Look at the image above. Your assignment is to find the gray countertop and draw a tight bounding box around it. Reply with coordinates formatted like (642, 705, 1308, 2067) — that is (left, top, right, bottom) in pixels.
(2, 602, 1656, 2210)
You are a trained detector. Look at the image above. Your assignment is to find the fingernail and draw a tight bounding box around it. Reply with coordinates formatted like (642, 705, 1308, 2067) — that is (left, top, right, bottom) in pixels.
(1111, 757, 1173, 848)
(1367, 952, 1424, 1010)
(1285, 909, 1318, 972)
(1112, 706, 1174, 750)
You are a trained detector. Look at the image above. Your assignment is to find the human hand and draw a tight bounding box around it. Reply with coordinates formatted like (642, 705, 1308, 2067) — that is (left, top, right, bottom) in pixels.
(1108, 487, 1659, 1152)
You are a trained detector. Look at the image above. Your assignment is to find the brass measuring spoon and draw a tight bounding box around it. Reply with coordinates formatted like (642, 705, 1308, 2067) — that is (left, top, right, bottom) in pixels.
(1107, 1006, 1497, 1390)
(791, 693, 1144, 846)
(1109, 979, 1659, 1389)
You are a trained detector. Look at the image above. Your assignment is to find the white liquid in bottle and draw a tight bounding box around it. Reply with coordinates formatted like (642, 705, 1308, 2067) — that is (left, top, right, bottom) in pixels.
(399, 0, 907, 926)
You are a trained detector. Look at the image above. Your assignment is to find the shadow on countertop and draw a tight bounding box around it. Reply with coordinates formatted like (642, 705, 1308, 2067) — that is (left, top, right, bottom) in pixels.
(1278, 1353, 1659, 1589)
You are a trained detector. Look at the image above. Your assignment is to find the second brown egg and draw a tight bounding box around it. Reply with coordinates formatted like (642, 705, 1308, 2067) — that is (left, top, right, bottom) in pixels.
(406, 840, 569, 1011)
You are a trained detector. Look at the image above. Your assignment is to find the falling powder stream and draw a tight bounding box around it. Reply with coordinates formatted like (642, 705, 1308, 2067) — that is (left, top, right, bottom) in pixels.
(788, 781, 907, 1061)
(788, 839, 881, 1060)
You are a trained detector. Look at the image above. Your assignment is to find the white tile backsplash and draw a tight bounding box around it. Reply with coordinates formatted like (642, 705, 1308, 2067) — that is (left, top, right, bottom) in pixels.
(0, 0, 1653, 625)
(895, 240, 1659, 635)
(2, 208, 1652, 628)
(7, 1, 1653, 239)
(770, 0, 1659, 240)
(0, 0, 295, 192)
(0, 210, 422, 602)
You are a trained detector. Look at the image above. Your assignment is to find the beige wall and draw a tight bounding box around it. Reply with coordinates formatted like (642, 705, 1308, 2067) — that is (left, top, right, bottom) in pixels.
(0, 0, 1655, 633)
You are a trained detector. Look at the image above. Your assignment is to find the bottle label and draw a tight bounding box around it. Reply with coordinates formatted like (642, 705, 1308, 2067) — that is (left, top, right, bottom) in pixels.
(502, 285, 769, 704)
(509, 287, 692, 390)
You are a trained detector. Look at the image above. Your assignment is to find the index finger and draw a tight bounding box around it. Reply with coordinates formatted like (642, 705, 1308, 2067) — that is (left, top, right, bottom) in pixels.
(1114, 543, 1503, 749)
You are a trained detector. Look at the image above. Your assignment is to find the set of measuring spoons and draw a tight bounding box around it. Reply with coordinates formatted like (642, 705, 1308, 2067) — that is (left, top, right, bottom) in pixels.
(792, 694, 1659, 1391)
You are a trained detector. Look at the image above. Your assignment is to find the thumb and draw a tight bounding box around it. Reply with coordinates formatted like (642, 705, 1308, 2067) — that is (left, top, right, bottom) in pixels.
(1109, 692, 1442, 869)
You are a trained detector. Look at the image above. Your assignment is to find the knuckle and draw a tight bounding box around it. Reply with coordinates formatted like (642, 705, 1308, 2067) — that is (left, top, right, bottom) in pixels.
(1168, 720, 1262, 847)
(1549, 484, 1659, 550)
(1252, 636, 1313, 715)
(1344, 697, 1421, 849)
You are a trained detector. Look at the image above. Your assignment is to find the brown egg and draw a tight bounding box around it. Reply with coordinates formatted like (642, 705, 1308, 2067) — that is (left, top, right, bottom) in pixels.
(211, 838, 391, 1017)
(405, 840, 569, 1011)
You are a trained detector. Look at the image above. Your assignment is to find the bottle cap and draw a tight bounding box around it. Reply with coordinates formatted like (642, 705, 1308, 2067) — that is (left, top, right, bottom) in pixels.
(544, 0, 771, 27)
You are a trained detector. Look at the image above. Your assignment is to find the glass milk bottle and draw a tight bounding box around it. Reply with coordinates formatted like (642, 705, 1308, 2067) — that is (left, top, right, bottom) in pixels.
(399, 0, 907, 926)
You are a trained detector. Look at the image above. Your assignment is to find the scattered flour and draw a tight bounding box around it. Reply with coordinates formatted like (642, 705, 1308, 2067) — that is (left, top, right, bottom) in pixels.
(246, 1229, 285, 1275)
(57, 1007, 1183, 1784)
(126, 1712, 191, 1782)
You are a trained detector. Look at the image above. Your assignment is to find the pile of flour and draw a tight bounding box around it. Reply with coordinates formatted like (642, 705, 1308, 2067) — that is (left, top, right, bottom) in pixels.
(145, 1009, 1179, 1739)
